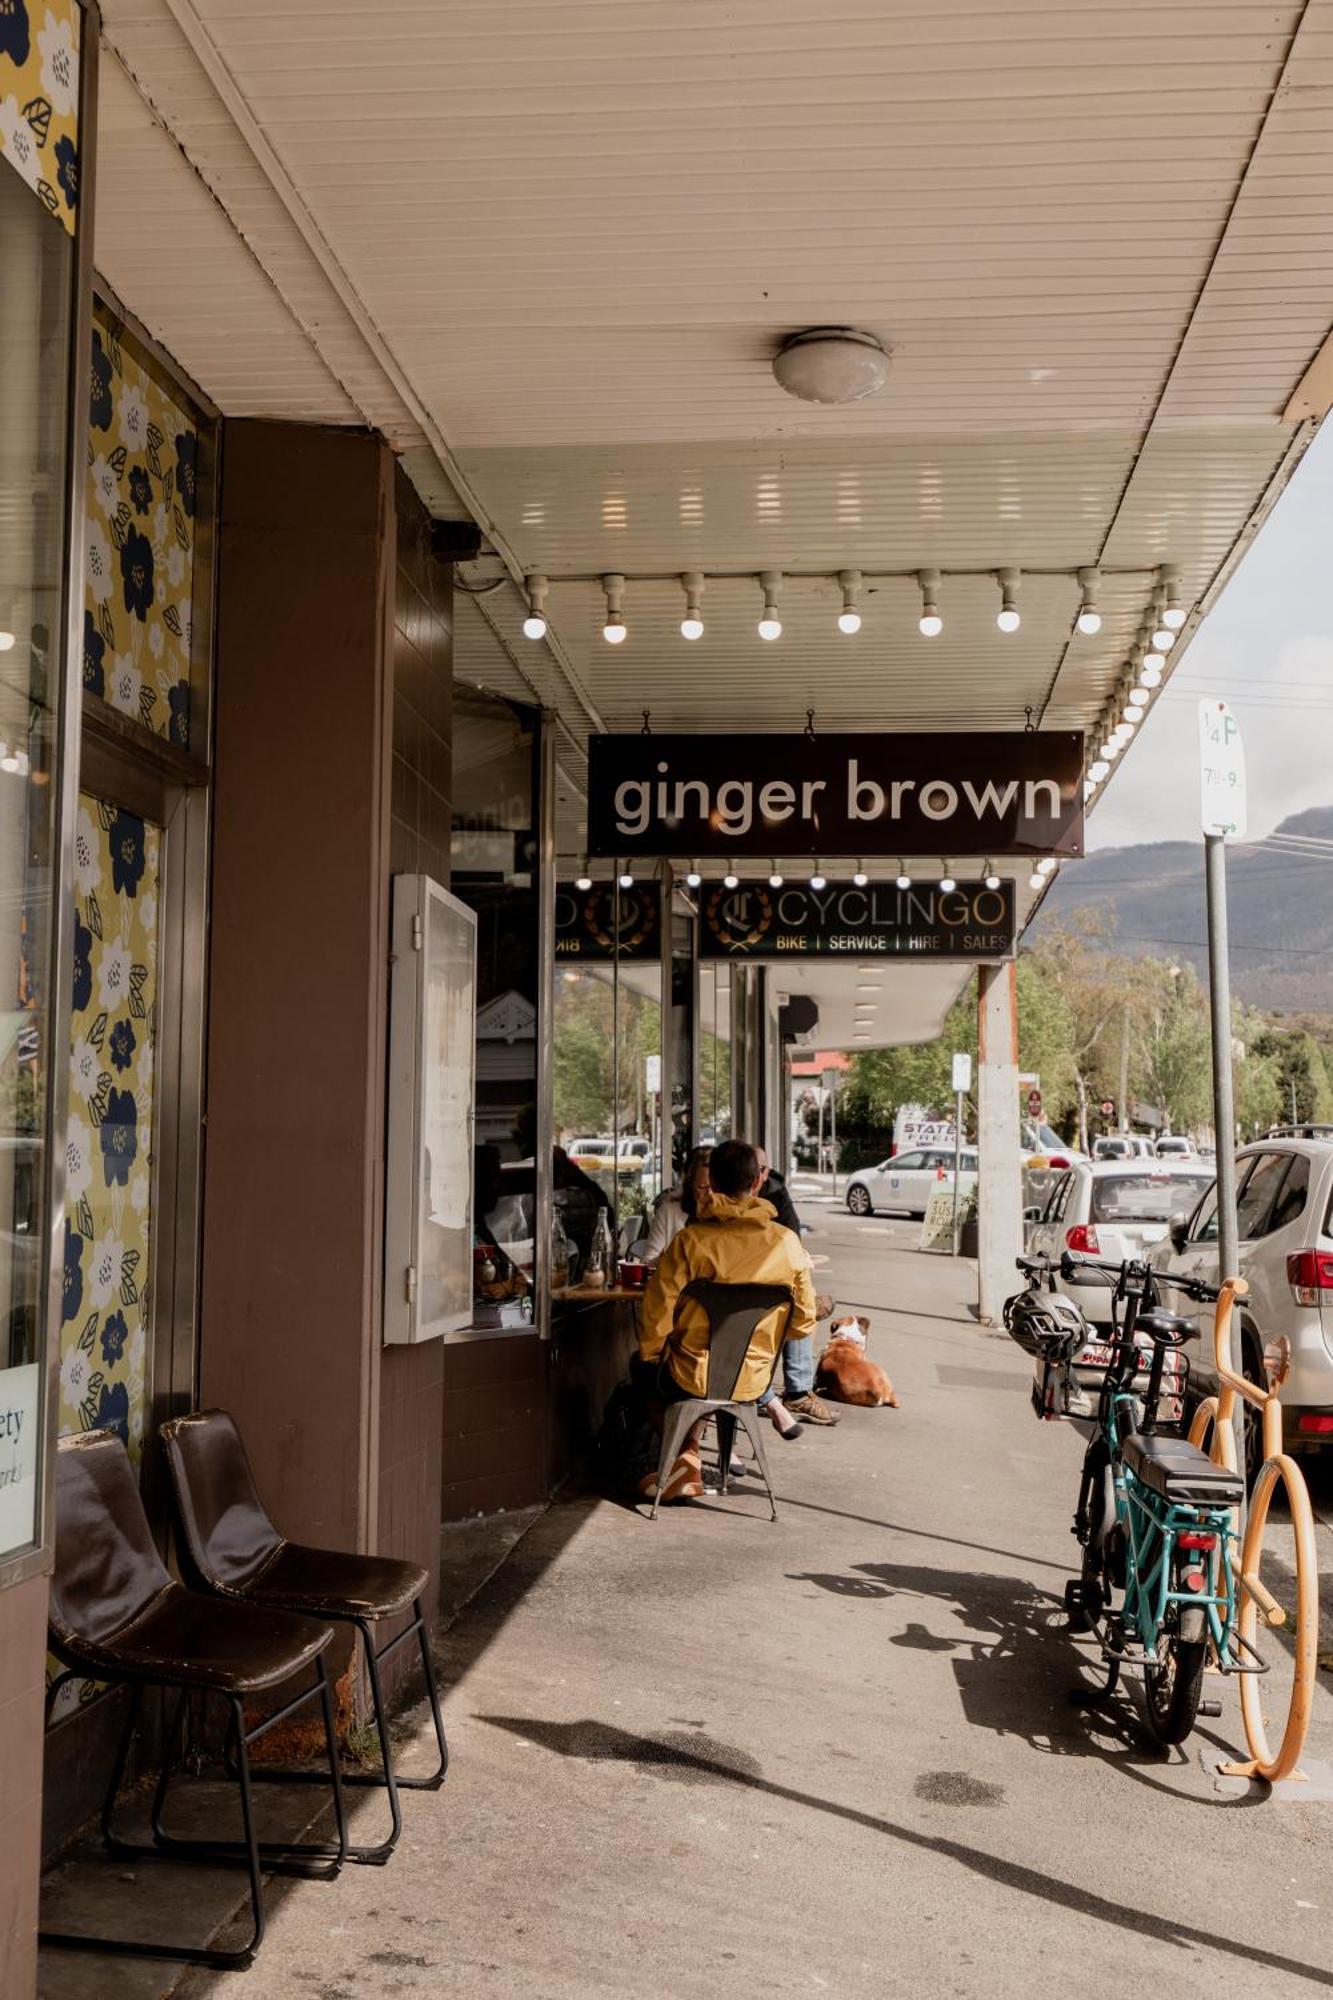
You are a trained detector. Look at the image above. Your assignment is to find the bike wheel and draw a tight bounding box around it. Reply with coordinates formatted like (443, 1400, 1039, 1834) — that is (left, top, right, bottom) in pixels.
(1144, 1615, 1207, 1747)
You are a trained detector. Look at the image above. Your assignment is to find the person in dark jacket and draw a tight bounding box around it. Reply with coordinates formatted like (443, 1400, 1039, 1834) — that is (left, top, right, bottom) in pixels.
(755, 1147, 838, 1426)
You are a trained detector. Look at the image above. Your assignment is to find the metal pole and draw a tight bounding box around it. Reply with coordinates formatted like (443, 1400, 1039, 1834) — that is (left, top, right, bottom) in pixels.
(817, 1084, 825, 1180)
(1205, 832, 1245, 1480)
(952, 1088, 964, 1256)
(1118, 1007, 1130, 1133)
(830, 1077, 839, 1198)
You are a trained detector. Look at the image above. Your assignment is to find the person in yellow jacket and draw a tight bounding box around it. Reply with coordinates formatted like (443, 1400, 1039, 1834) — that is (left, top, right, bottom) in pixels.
(638, 1140, 819, 1495)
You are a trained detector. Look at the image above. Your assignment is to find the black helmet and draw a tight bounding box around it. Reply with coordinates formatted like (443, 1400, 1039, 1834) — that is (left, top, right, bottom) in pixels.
(1004, 1287, 1088, 1360)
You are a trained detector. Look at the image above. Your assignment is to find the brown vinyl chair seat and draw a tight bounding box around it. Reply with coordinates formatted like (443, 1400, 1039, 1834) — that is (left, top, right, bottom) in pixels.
(160, 1410, 428, 1619)
(49, 1430, 335, 1693)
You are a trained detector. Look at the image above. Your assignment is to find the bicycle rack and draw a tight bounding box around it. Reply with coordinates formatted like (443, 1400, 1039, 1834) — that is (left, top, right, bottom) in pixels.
(1187, 1278, 1320, 1785)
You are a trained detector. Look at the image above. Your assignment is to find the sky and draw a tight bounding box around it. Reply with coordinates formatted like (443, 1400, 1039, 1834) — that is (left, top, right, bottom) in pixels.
(1087, 421, 1333, 853)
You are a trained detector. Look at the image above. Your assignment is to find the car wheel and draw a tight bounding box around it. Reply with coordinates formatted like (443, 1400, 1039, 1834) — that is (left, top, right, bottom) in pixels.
(846, 1184, 872, 1216)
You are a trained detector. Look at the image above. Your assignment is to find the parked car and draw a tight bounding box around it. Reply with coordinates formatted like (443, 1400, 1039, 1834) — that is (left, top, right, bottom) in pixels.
(1025, 1158, 1215, 1331)
(845, 1146, 978, 1219)
(1155, 1134, 1196, 1158)
(1092, 1133, 1155, 1161)
(1150, 1130, 1333, 1465)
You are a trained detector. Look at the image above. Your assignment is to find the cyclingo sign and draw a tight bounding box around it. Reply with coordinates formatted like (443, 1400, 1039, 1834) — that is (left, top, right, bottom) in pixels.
(586, 731, 1084, 859)
(698, 878, 1014, 960)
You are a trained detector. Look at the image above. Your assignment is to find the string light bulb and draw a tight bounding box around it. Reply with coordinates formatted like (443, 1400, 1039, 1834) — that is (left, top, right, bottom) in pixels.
(575, 860, 593, 891)
(896, 862, 911, 890)
(1075, 566, 1102, 636)
(837, 569, 862, 634)
(809, 864, 827, 891)
(723, 867, 740, 890)
(939, 862, 956, 893)
(1089, 759, 1110, 783)
(680, 570, 705, 641)
(602, 573, 627, 644)
(522, 573, 548, 641)
(758, 570, 782, 641)
(1037, 857, 1056, 876)
(917, 568, 942, 637)
(769, 866, 784, 888)
(995, 567, 1021, 633)
(1029, 871, 1044, 890)
(852, 861, 868, 887)
(983, 862, 1001, 890)
(618, 867, 635, 890)
(1141, 661, 1164, 689)
(0, 632, 14, 654)
(685, 862, 702, 888)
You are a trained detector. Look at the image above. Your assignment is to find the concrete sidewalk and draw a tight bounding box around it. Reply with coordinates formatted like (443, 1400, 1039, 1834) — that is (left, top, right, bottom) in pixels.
(55, 1218, 1333, 1997)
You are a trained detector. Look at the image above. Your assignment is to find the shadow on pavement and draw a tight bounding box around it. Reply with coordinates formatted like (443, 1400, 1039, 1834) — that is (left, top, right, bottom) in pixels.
(475, 1715, 1331, 1989)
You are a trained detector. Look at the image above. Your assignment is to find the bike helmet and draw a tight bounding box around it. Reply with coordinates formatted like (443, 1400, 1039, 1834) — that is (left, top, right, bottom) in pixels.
(1004, 1287, 1089, 1359)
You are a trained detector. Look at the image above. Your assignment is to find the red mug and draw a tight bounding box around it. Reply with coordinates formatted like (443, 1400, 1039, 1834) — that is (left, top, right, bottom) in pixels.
(618, 1259, 648, 1290)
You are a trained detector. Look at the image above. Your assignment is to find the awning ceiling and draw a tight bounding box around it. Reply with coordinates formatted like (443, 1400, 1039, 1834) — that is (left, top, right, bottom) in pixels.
(89, 0, 1333, 1044)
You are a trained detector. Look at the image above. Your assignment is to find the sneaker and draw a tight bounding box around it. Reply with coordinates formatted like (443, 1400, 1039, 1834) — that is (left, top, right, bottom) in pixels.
(783, 1392, 839, 1426)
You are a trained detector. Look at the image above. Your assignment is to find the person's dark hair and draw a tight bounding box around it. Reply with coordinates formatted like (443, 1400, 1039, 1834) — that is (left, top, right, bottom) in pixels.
(709, 1139, 760, 1198)
(679, 1145, 712, 1219)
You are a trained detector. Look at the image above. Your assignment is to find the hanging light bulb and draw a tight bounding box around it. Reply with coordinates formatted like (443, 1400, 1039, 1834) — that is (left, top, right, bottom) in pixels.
(837, 569, 862, 635)
(522, 573, 548, 640)
(995, 567, 1021, 633)
(1159, 562, 1187, 630)
(983, 861, 1001, 890)
(917, 568, 942, 637)
(0, 630, 16, 654)
(1075, 566, 1102, 636)
(685, 861, 702, 889)
(939, 861, 956, 893)
(1083, 779, 1096, 800)
(680, 570, 705, 641)
(1142, 649, 1166, 675)
(896, 861, 912, 890)
(1103, 737, 1121, 760)
(1125, 698, 1146, 722)
(602, 573, 627, 644)
(809, 863, 827, 891)
(1151, 622, 1175, 652)
(575, 858, 593, 892)
(757, 569, 782, 641)
(618, 867, 635, 890)
(769, 865, 784, 888)
(852, 860, 868, 887)
(1089, 758, 1110, 783)
(1037, 857, 1056, 876)
(723, 866, 740, 890)
(1029, 871, 1045, 890)
(1141, 661, 1163, 689)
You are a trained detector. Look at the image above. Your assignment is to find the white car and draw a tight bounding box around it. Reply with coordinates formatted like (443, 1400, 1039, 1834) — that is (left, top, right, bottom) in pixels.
(1155, 1134, 1196, 1158)
(1150, 1130, 1333, 1465)
(1092, 1133, 1155, 1161)
(1026, 1158, 1215, 1331)
(845, 1146, 978, 1219)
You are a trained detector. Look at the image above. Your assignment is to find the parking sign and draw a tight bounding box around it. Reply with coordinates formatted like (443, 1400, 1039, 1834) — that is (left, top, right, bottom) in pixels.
(1199, 700, 1246, 839)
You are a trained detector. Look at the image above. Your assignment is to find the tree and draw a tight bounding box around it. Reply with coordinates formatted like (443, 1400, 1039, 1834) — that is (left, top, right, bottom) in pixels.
(1136, 960, 1211, 1135)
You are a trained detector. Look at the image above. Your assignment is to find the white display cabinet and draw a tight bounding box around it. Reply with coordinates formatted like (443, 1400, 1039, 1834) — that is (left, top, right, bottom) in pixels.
(384, 876, 478, 1344)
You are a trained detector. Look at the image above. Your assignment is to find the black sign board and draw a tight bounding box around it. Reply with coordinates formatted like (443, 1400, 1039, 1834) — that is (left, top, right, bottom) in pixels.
(586, 730, 1083, 859)
(555, 881, 663, 961)
(697, 879, 1015, 960)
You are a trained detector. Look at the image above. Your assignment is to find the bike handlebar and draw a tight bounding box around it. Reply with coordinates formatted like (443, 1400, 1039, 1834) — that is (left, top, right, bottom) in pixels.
(1015, 1249, 1248, 1310)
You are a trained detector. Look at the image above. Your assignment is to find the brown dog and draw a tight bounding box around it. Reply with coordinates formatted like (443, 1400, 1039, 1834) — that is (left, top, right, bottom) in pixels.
(816, 1313, 900, 1408)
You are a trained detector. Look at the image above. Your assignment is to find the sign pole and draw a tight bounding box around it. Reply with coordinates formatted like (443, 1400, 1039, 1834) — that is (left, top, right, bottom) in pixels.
(1199, 698, 1246, 1490)
(830, 1079, 839, 1198)
(950, 1051, 973, 1257)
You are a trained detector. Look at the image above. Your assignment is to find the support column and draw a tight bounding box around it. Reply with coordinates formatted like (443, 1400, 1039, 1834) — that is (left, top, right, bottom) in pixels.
(977, 961, 1023, 1323)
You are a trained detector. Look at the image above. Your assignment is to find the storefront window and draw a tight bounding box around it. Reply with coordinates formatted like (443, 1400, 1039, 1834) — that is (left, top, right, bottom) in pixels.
(0, 15, 83, 1573)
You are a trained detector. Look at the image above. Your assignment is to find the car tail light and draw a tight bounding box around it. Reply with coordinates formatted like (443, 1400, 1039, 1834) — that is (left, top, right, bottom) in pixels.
(1287, 1250, 1333, 1307)
(1048, 1155, 1071, 1170)
(1066, 1224, 1101, 1253)
(1177, 1531, 1217, 1552)
(1296, 1413, 1333, 1435)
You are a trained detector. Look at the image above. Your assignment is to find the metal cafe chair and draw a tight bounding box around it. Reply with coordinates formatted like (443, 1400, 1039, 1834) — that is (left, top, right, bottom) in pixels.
(160, 1409, 448, 1866)
(649, 1280, 795, 1522)
(40, 1429, 346, 1973)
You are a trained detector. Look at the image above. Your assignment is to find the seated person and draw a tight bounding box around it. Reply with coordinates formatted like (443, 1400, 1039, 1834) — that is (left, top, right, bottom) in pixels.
(756, 1145, 837, 1428)
(637, 1139, 818, 1495)
(644, 1145, 712, 1263)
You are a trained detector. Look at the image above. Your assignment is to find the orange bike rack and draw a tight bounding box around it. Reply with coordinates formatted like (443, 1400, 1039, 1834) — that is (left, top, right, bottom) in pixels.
(1187, 1277, 1319, 1783)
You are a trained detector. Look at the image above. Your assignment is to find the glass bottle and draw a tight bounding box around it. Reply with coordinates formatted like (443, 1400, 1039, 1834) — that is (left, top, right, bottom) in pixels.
(586, 1207, 614, 1289)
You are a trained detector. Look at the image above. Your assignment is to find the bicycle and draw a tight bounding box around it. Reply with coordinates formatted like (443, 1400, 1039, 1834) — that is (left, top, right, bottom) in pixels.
(1007, 1251, 1317, 1761)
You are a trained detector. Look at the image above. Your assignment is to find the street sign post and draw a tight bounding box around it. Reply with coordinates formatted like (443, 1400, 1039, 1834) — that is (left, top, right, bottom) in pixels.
(1199, 698, 1247, 1491)
(950, 1053, 972, 1254)
(1026, 1087, 1043, 1119)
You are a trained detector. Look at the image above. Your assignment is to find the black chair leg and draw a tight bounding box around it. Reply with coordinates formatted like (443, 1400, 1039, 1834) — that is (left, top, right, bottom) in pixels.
(408, 1601, 450, 1789)
(715, 1411, 737, 1495)
(40, 1681, 266, 1971)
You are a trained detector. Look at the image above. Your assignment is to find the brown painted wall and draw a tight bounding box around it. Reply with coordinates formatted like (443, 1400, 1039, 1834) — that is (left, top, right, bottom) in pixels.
(0, 1574, 48, 1997)
(202, 423, 394, 1558)
(377, 476, 452, 1625)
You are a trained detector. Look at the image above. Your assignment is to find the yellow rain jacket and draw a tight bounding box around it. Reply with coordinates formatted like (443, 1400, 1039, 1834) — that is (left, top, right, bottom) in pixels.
(639, 1192, 818, 1402)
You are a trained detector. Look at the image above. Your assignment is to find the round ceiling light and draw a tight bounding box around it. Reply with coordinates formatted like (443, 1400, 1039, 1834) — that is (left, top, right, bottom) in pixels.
(772, 327, 890, 405)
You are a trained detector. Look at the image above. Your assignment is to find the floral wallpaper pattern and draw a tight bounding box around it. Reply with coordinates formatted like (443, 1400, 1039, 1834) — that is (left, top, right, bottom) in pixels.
(85, 301, 196, 751)
(50, 793, 158, 1719)
(0, 0, 80, 234)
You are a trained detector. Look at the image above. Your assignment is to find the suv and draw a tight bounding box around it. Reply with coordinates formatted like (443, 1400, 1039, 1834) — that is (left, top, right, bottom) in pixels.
(1155, 1134, 1196, 1158)
(1150, 1129, 1333, 1464)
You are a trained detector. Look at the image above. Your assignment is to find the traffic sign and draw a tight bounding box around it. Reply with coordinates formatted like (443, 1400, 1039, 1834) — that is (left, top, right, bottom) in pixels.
(951, 1052, 972, 1094)
(1026, 1087, 1043, 1118)
(1199, 699, 1247, 839)
(1100, 1098, 1115, 1119)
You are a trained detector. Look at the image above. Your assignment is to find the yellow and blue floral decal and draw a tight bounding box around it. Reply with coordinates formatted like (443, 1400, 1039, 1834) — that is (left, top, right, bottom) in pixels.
(0, 0, 81, 235)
